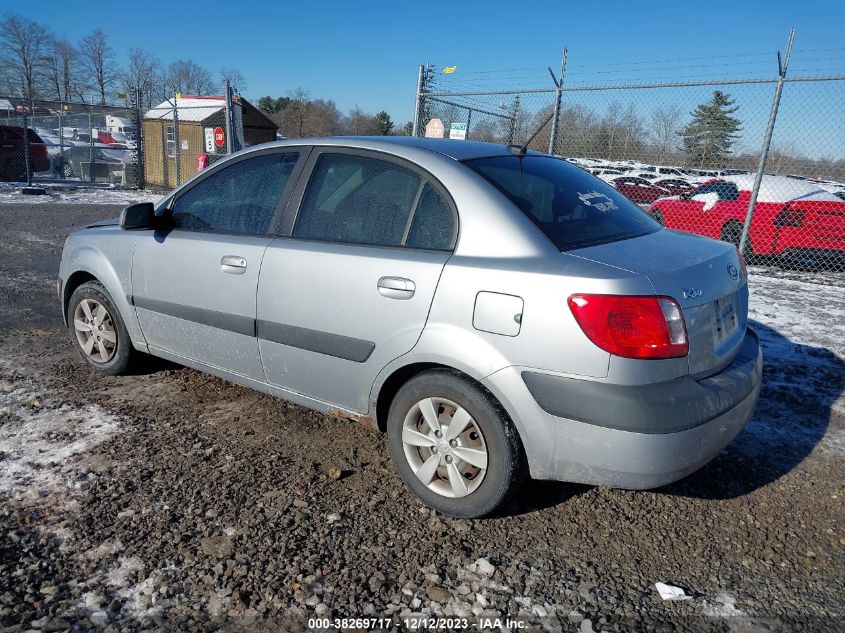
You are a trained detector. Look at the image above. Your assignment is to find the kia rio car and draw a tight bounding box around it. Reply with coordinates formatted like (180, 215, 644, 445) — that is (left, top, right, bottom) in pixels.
(58, 137, 762, 517)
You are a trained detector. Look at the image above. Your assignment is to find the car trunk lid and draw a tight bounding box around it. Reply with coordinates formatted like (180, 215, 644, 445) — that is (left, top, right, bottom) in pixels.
(569, 228, 748, 377)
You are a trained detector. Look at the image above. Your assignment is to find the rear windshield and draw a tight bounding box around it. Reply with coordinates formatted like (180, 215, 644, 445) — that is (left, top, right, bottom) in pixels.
(464, 155, 660, 250)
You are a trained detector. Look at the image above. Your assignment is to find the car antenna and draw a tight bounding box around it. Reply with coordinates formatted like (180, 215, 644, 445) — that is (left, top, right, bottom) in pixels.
(507, 111, 555, 157)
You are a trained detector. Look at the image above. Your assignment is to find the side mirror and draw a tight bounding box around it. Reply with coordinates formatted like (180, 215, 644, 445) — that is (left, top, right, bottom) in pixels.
(119, 202, 156, 230)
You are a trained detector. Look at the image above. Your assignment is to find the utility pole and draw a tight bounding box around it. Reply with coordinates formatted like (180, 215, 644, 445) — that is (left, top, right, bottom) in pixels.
(739, 28, 795, 255)
(508, 95, 521, 144)
(547, 47, 567, 155)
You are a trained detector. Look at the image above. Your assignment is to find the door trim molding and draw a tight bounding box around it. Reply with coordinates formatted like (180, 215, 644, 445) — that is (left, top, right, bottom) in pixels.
(256, 320, 375, 363)
(130, 295, 375, 362)
(132, 296, 256, 336)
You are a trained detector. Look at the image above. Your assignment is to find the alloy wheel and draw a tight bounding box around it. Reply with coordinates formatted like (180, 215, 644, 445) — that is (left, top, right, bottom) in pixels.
(73, 298, 117, 363)
(401, 397, 488, 498)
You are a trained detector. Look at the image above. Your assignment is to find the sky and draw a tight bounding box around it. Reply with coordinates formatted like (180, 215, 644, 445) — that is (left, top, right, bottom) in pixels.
(12, 0, 845, 158)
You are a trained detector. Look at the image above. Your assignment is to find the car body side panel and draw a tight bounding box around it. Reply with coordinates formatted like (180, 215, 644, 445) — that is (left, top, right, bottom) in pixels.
(132, 230, 272, 381)
(58, 227, 146, 350)
(257, 239, 450, 413)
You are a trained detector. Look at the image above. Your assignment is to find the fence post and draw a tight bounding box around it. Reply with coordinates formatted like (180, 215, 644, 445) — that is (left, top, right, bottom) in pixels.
(134, 84, 145, 190)
(223, 79, 234, 154)
(465, 108, 472, 139)
(88, 109, 94, 183)
(548, 47, 567, 155)
(172, 91, 181, 185)
(22, 112, 32, 185)
(58, 105, 64, 179)
(740, 28, 795, 255)
(412, 65, 424, 137)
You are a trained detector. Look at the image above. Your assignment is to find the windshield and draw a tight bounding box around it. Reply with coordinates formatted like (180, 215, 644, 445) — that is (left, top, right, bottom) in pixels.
(464, 155, 660, 250)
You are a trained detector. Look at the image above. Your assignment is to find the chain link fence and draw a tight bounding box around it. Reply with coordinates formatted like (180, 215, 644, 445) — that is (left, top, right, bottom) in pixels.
(0, 81, 251, 192)
(414, 42, 845, 273)
(0, 97, 143, 188)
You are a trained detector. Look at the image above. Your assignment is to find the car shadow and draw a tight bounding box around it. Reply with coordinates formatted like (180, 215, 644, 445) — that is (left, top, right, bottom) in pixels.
(504, 319, 843, 514)
(662, 319, 843, 500)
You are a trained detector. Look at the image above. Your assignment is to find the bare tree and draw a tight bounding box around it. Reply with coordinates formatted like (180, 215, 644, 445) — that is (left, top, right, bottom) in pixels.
(342, 105, 380, 135)
(648, 105, 682, 164)
(219, 67, 246, 92)
(165, 60, 214, 96)
(46, 39, 81, 102)
(122, 48, 160, 108)
(80, 29, 117, 104)
(282, 88, 311, 137)
(0, 14, 50, 101)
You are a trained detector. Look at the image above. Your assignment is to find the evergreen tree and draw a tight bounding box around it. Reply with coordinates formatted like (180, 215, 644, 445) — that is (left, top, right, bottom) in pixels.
(680, 91, 742, 168)
(375, 110, 394, 135)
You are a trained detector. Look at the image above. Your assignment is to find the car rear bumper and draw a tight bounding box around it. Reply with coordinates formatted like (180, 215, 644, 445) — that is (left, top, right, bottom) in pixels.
(482, 327, 763, 488)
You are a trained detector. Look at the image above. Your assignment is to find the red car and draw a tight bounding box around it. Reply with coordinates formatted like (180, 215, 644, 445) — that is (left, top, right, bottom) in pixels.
(654, 178, 695, 196)
(0, 125, 50, 181)
(647, 175, 845, 262)
(611, 176, 671, 204)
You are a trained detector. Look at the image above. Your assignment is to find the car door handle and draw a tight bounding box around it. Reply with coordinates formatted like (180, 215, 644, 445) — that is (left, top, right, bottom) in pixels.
(220, 255, 247, 275)
(377, 276, 415, 300)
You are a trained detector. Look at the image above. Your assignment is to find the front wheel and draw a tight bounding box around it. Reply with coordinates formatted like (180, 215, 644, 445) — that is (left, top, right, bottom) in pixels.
(387, 370, 526, 518)
(68, 281, 138, 375)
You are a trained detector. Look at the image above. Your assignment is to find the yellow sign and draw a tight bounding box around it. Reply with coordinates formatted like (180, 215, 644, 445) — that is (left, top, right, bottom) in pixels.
(442, 66, 457, 74)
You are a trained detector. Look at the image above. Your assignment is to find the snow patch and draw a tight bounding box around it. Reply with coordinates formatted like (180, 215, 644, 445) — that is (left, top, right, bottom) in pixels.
(0, 182, 162, 206)
(0, 381, 122, 498)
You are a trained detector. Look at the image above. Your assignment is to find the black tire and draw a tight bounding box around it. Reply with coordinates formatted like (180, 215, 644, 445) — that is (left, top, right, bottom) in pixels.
(720, 221, 752, 258)
(387, 369, 526, 518)
(67, 280, 138, 375)
(650, 208, 666, 226)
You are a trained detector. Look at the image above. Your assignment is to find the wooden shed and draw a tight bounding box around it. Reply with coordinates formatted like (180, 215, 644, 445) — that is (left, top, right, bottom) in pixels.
(143, 95, 277, 188)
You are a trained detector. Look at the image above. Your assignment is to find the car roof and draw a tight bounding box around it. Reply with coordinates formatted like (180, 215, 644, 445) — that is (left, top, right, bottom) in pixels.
(257, 136, 543, 161)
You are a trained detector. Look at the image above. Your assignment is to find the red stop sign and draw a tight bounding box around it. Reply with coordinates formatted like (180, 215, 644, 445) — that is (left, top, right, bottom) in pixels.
(214, 127, 225, 148)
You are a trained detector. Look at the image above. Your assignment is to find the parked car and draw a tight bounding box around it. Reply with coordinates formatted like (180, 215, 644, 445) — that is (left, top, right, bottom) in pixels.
(0, 125, 50, 181)
(59, 138, 761, 517)
(611, 176, 672, 203)
(61, 146, 127, 180)
(655, 178, 696, 196)
(647, 174, 845, 263)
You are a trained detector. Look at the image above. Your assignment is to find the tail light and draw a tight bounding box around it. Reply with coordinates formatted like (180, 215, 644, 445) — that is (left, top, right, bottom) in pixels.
(568, 294, 689, 359)
(774, 207, 805, 227)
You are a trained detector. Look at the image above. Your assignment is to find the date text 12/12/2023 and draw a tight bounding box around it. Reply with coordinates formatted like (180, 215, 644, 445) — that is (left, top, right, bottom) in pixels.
(307, 616, 528, 630)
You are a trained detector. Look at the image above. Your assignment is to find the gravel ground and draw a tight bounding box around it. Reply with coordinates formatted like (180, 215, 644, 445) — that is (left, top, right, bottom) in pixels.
(0, 202, 843, 632)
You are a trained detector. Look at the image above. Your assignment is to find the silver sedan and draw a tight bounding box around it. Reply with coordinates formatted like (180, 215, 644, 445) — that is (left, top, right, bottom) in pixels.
(58, 137, 762, 517)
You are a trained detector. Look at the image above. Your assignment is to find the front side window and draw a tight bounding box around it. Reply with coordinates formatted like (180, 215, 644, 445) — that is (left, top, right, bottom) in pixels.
(294, 154, 422, 247)
(464, 155, 659, 251)
(170, 152, 299, 235)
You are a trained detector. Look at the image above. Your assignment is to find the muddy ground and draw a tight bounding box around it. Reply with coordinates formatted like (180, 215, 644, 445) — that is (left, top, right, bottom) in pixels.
(0, 202, 843, 632)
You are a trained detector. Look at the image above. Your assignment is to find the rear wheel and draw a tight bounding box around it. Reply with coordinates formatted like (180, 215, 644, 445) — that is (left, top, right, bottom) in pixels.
(649, 208, 665, 225)
(68, 281, 138, 375)
(720, 221, 751, 257)
(387, 369, 526, 518)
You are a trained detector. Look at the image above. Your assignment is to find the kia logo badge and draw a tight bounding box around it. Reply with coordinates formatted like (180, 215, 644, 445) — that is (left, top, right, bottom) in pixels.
(728, 264, 739, 281)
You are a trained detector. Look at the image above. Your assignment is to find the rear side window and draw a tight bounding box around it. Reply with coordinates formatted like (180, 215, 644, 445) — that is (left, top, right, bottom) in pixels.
(464, 155, 659, 251)
(693, 180, 739, 201)
(171, 152, 298, 235)
(294, 154, 421, 247)
(406, 184, 454, 250)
